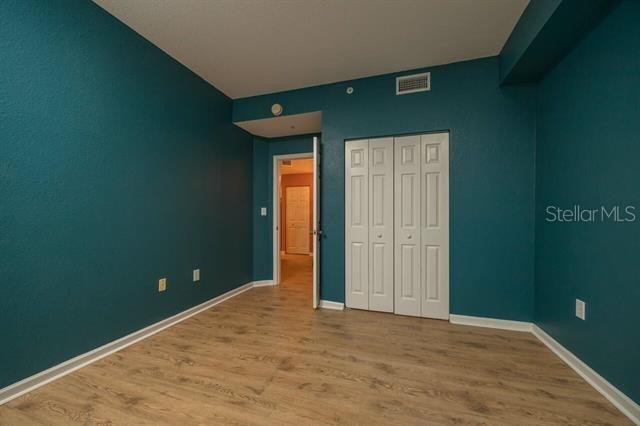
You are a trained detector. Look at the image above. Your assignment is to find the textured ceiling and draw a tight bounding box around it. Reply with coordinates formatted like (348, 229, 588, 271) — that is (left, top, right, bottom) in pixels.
(235, 112, 321, 138)
(94, 0, 528, 98)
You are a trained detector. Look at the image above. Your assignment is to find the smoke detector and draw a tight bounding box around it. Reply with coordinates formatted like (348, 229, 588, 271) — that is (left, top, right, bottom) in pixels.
(271, 103, 283, 116)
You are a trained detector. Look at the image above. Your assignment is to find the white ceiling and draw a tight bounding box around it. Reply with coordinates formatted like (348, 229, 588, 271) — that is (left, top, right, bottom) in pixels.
(235, 111, 321, 138)
(94, 0, 528, 99)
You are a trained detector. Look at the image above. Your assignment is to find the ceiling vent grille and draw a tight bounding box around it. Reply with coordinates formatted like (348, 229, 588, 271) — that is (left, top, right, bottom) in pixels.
(396, 72, 430, 95)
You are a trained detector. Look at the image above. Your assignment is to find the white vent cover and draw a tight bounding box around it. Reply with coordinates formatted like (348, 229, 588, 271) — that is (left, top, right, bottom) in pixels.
(396, 72, 430, 95)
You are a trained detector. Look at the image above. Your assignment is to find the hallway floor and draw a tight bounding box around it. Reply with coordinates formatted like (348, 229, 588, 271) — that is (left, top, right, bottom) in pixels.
(280, 253, 312, 288)
(0, 262, 629, 424)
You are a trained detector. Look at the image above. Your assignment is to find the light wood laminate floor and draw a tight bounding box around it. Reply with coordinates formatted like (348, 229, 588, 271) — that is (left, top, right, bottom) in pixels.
(0, 255, 630, 425)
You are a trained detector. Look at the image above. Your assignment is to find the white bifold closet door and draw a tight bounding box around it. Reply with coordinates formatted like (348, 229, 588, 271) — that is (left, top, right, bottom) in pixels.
(345, 137, 394, 312)
(394, 133, 449, 318)
(346, 132, 449, 319)
(345, 139, 369, 309)
(394, 135, 422, 316)
(368, 138, 394, 312)
(420, 132, 449, 319)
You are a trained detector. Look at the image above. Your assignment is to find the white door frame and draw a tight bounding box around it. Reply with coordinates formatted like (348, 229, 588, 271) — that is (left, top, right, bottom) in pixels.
(272, 152, 313, 286)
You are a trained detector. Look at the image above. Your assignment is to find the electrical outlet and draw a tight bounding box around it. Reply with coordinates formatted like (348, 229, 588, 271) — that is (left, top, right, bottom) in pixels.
(193, 269, 200, 282)
(260, 207, 267, 216)
(575, 299, 586, 320)
(158, 278, 167, 292)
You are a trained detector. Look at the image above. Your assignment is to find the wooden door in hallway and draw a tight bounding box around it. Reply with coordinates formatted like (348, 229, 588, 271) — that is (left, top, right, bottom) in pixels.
(285, 186, 310, 254)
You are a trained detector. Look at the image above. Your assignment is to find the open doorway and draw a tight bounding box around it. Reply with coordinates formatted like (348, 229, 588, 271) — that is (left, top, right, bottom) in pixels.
(272, 137, 321, 308)
(275, 156, 313, 288)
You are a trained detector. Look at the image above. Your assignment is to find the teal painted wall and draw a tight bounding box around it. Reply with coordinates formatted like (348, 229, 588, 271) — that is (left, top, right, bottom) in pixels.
(535, 0, 639, 403)
(0, 0, 252, 388)
(499, 0, 561, 83)
(5, 0, 634, 406)
(252, 135, 315, 281)
(500, 0, 619, 86)
(236, 57, 537, 320)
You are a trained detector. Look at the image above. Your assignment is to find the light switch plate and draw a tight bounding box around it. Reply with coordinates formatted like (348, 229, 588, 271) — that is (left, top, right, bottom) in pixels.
(158, 278, 167, 292)
(193, 269, 200, 282)
(260, 207, 267, 216)
(575, 299, 586, 320)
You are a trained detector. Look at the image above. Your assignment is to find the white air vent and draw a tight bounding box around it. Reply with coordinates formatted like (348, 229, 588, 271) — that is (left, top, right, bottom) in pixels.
(396, 72, 430, 95)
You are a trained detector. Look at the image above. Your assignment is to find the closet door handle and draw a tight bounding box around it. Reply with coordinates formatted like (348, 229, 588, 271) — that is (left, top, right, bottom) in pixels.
(407, 235, 412, 240)
(377, 234, 382, 238)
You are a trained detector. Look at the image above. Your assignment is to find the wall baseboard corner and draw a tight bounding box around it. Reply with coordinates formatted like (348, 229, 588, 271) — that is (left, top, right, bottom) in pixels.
(0, 281, 254, 406)
(449, 314, 532, 332)
(450, 315, 639, 423)
(532, 325, 640, 424)
(319, 300, 345, 310)
(251, 280, 276, 287)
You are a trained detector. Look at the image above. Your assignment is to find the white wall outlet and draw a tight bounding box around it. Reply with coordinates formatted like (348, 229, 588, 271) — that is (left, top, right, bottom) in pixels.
(193, 269, 200, 282)
(158, 278, 167, 292)
(575, 299, 586, 320)
(260, 207, 267, 216)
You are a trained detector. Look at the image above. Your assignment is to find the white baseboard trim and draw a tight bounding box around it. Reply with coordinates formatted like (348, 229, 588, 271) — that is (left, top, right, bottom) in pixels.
(0, 281, 254, 406)
(3, 298, 636, 424)
(449, 314, 533, 332)
(449, 314, 638, 424)
(251, 280, 276, 287)
(319, 300, 344, 310)
(532, 325, 640, 424)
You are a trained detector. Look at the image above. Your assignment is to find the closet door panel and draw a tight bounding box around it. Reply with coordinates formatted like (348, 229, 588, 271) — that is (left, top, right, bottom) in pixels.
(368, 137, 394, 312)
(421, 132, 449, 319)
(394, 135, 421, 316)
(345, 139, 369, 309)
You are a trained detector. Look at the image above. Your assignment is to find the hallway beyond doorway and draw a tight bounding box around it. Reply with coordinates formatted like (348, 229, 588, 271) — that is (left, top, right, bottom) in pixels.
(280, 253, 312, 288)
